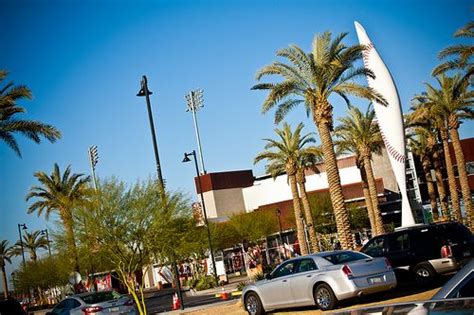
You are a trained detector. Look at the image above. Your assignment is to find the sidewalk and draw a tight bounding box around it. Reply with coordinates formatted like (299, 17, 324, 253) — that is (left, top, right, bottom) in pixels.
(184, 274, 248, 297)
(160, 299, 240, 315)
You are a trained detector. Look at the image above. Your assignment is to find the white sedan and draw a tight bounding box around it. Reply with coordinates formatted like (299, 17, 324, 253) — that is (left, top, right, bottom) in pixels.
(242, 250, 396, 314)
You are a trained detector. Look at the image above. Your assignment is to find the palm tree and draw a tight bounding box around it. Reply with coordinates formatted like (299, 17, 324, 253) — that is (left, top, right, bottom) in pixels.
(405, 111, 450, 219)
(252, 32, 387, 249)
(255, 123, 317, 255)
(412, 89, 461, 222)
(433, 21, 473, 83)
(431, 75, 474, 228)
(26, 164, 90, 272)
(334, 105, 385, 236)
(0, 70, 61, 157)
(296, 146, 323, 252)
(407, 129, 440, 220)
(0, 240, 13, 299)
(14, 230, 48, 262)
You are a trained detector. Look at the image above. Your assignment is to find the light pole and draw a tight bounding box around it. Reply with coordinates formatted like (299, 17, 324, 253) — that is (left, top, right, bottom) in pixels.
(137, 75, 165, 194)
(275, 209, 285, 260)
(185, 89, 206, 175)
(17, 224, 27, 265)
(182, 150, 218, 282)
(40, 229, 52, 258)
(88, 145, 99, 190)
(137, 76, 183, 309)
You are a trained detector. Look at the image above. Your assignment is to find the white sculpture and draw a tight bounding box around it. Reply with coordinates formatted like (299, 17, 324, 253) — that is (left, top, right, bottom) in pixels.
(354, 21, 415, 226)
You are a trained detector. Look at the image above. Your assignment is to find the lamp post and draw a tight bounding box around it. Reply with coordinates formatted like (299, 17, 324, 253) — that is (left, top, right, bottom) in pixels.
(40, 229, 52, 258)
(182, 150, 218, 282)
(275, 209, 285, 260)
(17, 224, 27, 265)
(137, 76, 183, 309)
(185, 89, 206, 175)
(137, 75, 165, 193)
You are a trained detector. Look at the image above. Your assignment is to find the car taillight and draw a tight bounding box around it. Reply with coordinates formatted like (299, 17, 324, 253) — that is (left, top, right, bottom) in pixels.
(441, 245, 453, 258)
(124, 299, 134, 306)
(342, 265, 353, 278)
(82, 306, 103, 314)
(384, 257, 392, 269)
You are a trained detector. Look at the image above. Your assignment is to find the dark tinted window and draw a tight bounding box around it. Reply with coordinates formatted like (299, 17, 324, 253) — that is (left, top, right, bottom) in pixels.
(323, 251, 368, 264)
(387, 232, 409, 252)
(297, 259, 318, 273)
(453, 271, 474, 298)
(437, 223, 473, 244)
(80, 291, 121, 304)
(272, 260, 297, 278)
(362, 237, 385, 257)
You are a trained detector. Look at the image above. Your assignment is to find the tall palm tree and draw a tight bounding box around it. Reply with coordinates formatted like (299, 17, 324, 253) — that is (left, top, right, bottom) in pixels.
(433, 21, 473, 83)
(254, 123, 317, 255)
(431, 74, 474, 228)
(296, 146, 323, 252)
(14, 230, 48, 262)
(407, 129, 440, 220)
(334, 105, 385, 236)
(412, 90, 461, 221)
(405, 111, 450, 219)
(0, 240, 13, 299)
(0, 70, 61, 157)
(252, 32, 387, 249)
(26, 164, 90, 272)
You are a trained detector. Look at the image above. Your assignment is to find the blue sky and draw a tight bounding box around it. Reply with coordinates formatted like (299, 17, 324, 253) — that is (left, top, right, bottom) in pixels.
(1, 0, 472, 278)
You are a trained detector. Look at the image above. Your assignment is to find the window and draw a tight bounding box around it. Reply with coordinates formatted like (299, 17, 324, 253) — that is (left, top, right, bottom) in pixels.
(272, 261, 297, 278)
(297, 259, 317, 273)
(363, 237, 385, 257)
(81, 291, 121, 304)
(466, 162, 474, 175)
(453, 272, 474, 298)
(387, 232, 409, 252)
(323, 251, 368, 264)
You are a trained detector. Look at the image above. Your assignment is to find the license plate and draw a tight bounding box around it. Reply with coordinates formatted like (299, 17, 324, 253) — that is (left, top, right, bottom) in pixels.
(110, 307, 119, 312)
(463, 250, 470, 257)
(368, 276, 384, 284)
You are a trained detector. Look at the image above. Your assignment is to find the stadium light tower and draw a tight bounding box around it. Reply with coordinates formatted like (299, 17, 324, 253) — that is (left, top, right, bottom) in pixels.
(88, 145, 99, 190)
(185, 89, 206, 175)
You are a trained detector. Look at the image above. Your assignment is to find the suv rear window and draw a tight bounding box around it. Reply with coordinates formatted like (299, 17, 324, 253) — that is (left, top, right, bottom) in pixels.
(437, 223, 473, 244)
(322, 251, 368, 264)
(80, 291, 121, 304)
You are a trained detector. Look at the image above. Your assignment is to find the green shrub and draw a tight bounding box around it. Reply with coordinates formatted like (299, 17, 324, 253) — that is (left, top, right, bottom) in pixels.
(195, 275, 217, 291)
(236, 281, 248, 291)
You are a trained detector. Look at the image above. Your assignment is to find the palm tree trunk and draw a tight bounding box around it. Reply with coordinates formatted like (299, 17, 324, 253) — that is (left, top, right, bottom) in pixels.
(449, 125, 474, 229)
(289, 175, 309, 255)
(315, 120, 353, 249)
(359, 165, 376, 234)
(30, 250, 37, 262)
(433, 148, 449, 218)
(421, 155, 439, 221)
(363, 156, 385, 236)
(440, 127, 461, 221)
(61, 208, 80, 272)
(296, 171, 319, 252)
(1, 266, 8, 299)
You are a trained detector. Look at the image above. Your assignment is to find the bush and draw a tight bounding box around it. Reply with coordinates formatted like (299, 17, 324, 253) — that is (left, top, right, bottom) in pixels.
(195, 275, 217, 291)
(236, 281, 248, 291)
(251, 272, 265, 281)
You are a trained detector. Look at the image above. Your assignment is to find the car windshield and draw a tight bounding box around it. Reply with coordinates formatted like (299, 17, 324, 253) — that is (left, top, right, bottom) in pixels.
(80, 291, 122, 304)
(322, 251, 368, 264)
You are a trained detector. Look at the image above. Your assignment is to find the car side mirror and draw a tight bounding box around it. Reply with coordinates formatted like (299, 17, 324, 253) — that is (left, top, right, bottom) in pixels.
(264, 273, 272, 280)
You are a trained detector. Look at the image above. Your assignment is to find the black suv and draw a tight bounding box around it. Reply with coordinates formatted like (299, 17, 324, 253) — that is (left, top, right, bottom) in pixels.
(361, 221, 474, 284)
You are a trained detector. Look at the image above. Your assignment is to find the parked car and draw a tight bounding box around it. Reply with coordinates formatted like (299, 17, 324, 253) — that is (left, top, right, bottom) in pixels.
(46, 291, 135, 315)
(332, 259, 474, 315)
(432, 258, 474, 299)
(242, 250, 396, 314)
(361, 221, 474, 284)
(0, 298, 27, 315)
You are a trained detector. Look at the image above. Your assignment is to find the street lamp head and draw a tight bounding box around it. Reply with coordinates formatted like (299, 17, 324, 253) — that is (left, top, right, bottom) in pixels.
(18, 223, 27, 230)
(40, 229, 47, 235)
(182, 153, 192, 163)
(137, 75, 153, 97)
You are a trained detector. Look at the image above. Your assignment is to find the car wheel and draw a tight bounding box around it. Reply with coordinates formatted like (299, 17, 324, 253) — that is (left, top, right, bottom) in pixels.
(314, 283, 338, 311)
(244, 292, 265, 315)
(413, 262, 436, 286)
